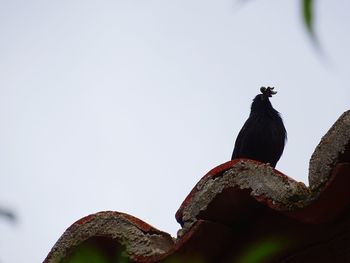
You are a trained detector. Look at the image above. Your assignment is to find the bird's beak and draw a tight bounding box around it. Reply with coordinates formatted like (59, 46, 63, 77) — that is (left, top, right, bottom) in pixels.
(270, 90, 277, 96)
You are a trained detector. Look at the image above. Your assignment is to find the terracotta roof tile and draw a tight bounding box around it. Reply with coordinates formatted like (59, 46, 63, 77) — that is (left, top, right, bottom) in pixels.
(43, 110, 350, 263)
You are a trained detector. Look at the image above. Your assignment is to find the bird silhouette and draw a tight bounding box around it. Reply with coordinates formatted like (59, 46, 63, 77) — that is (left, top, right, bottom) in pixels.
(231, 87, 287, 168)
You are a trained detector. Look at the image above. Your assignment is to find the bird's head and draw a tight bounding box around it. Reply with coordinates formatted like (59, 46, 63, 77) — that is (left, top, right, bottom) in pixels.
(251, 86, 278, 113)
(260, 86, 277, 99)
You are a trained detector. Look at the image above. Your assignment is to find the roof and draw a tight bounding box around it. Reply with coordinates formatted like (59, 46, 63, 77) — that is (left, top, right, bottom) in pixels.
(43, 110, 350, 263)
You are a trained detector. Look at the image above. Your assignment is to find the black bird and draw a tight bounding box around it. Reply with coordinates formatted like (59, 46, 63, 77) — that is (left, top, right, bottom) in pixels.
(231, 87, 287, 168)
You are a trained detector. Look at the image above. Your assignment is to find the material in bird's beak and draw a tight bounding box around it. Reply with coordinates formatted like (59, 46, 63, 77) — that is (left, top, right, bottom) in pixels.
(260, 86, 277, 97)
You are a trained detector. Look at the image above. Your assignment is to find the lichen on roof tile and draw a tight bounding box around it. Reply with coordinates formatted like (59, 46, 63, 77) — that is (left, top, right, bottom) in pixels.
(309, 110, 350, 191)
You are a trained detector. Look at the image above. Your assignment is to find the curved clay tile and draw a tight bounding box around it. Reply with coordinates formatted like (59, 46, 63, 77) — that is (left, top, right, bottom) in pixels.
(43, 211, 174, 263)
(43, 110, 350, 263)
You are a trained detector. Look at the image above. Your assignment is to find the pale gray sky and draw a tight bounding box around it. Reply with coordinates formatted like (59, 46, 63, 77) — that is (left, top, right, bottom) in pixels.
(0, 1, 350, 262)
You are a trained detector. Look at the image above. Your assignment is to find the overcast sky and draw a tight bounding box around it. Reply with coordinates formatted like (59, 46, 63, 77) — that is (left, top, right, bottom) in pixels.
(1, 1, 350, 262)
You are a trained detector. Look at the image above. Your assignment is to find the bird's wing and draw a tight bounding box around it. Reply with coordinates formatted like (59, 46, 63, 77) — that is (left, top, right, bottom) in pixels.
(231, 118, 252, 159)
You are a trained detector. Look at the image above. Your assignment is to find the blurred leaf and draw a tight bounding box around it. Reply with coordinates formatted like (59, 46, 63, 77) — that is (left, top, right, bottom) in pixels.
(302, 0, 314, 36)
(61, 240, 130, 263)
(302, 0, 324, 53)
(61, 243, 109, 263)
(237, 237, 289, 263)
(0, 208, 16, 223)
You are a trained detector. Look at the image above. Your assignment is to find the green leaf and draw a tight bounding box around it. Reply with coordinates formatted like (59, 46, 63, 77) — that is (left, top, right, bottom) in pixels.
(61, 241, 129, 263)
(237, 236, 289, 263)
(302, 0, 314, 35)
(61, 244, 109, 263)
